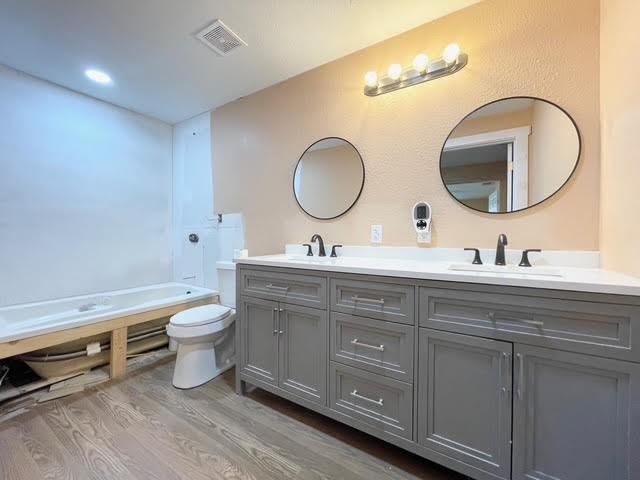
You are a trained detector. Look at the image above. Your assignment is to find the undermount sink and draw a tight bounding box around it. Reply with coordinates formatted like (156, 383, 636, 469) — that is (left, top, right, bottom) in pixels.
(448, 263, 563, 278)
(285, 254, 334, 263)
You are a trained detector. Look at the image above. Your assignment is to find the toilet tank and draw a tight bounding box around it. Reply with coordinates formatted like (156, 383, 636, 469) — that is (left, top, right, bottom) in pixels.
(215, 261, 236, 308)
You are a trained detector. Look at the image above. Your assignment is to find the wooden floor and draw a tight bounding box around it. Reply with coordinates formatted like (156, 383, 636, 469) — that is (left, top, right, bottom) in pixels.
(0, 354, 468, 480)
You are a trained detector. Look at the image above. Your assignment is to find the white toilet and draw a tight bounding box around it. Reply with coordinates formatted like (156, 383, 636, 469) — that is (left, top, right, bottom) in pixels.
(167, 261, 237, 389)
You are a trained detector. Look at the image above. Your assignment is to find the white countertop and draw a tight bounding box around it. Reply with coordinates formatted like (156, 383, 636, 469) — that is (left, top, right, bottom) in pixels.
(236, 247, 640, 297)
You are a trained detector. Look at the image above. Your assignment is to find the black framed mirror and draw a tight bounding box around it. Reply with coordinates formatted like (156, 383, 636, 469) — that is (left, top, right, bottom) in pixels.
(293, 137, 365, 220)
(440, 97, 581, 214)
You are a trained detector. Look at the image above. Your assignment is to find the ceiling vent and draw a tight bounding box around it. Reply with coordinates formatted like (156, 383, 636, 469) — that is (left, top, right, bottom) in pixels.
(195, 19, 247, 56)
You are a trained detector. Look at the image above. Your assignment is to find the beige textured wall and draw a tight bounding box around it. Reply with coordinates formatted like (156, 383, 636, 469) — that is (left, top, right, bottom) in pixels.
(600, 0, 640, 277)
(212, 0, 600, 256)
(449, 108, 532, 139)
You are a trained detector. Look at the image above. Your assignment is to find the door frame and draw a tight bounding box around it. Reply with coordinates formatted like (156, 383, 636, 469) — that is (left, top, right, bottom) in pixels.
(443, 126, 531, 211)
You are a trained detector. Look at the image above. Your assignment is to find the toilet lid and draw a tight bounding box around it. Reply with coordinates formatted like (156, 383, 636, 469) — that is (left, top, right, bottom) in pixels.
(170, 304, 231, 327)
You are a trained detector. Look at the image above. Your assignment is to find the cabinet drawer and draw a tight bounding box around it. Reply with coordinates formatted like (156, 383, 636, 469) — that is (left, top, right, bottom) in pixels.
(329, 362, 413, 440)
(331, 278, 415, 324)
(240, 269, 326, 309)
(330, 313, 414, 382)
(420, 287, 640, 362)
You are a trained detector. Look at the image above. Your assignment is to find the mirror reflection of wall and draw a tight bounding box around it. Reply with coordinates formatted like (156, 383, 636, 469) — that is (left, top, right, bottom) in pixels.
(440, 97, 580, 214)
(293, 137, 365, 219)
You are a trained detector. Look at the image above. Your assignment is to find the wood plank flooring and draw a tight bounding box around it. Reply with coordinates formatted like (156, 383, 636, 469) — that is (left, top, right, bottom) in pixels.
(0, 354, 468, 480)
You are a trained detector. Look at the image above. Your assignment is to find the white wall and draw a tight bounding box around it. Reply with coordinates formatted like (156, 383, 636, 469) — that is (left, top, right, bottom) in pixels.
(0, 65, 173, 306)
(172, 113, 246, 291)
(172, 112, 219, 289)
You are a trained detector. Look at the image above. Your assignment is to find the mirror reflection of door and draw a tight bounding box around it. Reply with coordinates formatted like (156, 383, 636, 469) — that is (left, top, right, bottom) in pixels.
(440, 97, 580, 214)
(441, 142, 513, 212)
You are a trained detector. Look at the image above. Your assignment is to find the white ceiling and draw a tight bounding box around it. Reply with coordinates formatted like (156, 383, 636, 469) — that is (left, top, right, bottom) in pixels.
(0, 0, 480, 124)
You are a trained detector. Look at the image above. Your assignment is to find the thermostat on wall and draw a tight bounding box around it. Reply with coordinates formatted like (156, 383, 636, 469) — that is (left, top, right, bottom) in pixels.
(412, 202, 432, 244)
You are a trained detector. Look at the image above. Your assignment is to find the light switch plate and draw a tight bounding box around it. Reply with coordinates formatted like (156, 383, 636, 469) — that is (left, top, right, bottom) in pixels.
(370, 224, 383, 244)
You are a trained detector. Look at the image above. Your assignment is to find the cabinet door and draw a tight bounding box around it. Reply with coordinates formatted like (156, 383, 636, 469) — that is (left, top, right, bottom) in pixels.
(239, 296, 279, 385)
(418, 329, 512, 480)
(513, 344, 640, 480)
(278, 303, 327, 405)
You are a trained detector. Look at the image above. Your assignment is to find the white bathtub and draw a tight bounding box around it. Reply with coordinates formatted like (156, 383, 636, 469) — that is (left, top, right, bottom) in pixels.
(0, 283, 217, 344)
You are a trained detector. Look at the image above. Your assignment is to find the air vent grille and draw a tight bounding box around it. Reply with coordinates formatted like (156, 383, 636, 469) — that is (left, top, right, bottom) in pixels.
(196, 20, 247, 56)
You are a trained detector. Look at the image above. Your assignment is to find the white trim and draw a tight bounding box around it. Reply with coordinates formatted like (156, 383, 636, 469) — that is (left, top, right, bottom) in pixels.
(444, 126, 531, 210)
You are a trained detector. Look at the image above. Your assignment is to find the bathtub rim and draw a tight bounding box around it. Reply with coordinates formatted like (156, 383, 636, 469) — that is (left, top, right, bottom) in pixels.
(0, 282, 218, 345)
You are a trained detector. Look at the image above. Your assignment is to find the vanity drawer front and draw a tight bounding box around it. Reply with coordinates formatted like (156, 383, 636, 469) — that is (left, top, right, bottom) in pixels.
(329, 362, 413, 440)
(240, 269, 326, 309)
(331, 279, 415, 324)
(420, 288, 640, 361)
(330, 313, 414, 382)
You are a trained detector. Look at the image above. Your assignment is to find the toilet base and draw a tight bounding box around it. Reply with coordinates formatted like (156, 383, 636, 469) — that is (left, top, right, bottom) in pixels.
(172, 340, 235, 389)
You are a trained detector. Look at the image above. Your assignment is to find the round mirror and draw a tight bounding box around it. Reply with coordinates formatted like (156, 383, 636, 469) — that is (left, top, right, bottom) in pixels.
(440, 97, 580, 214)
(293, 137, 365, 220)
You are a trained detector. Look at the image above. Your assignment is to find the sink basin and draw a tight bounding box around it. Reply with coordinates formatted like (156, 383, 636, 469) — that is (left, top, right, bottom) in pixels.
(285, 254, 334, 263)
(448, 263, 563, 278)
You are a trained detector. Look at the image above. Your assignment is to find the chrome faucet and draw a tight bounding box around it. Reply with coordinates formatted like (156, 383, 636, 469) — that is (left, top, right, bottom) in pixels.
(310, 234, 326, 257)
(495, 234, 508, 265)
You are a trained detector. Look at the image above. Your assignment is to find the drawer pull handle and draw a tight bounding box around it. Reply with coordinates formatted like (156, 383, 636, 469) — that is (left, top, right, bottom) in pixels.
(350, 389, 384, 406)
(351, 338, 385, 352)
(266, 284, 289, 292)
(520, 319, 544, 327)
(488, 312, 543, 328)
(351, 295, 385, 305)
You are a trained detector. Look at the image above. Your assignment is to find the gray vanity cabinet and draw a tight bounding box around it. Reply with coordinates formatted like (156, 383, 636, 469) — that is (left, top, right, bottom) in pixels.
(238, 265, 640, 480)
(418, 329, 513, 480)
(512, 343, 640, 480)
(239, 295, 327, 405)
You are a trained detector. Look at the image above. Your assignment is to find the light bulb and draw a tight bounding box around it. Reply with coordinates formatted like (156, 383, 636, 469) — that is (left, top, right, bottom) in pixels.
(412, 53, 429, 73)
(85, 69, 112, 85)
(388, 63, 402, 80)
(442, 43, 461, 64)
(364, 71, 378, 88)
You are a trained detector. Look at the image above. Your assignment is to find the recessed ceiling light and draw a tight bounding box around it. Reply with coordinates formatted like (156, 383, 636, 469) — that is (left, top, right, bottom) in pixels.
(85, 69, 112, 85)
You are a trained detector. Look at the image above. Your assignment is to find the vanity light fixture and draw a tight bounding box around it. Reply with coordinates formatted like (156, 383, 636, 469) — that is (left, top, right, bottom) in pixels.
(363, 43, 467, 97)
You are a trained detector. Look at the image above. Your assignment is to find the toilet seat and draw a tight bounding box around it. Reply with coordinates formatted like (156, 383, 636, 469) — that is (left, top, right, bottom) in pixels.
(167, 308, 235, 339)
(170, 304, 231, 327)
